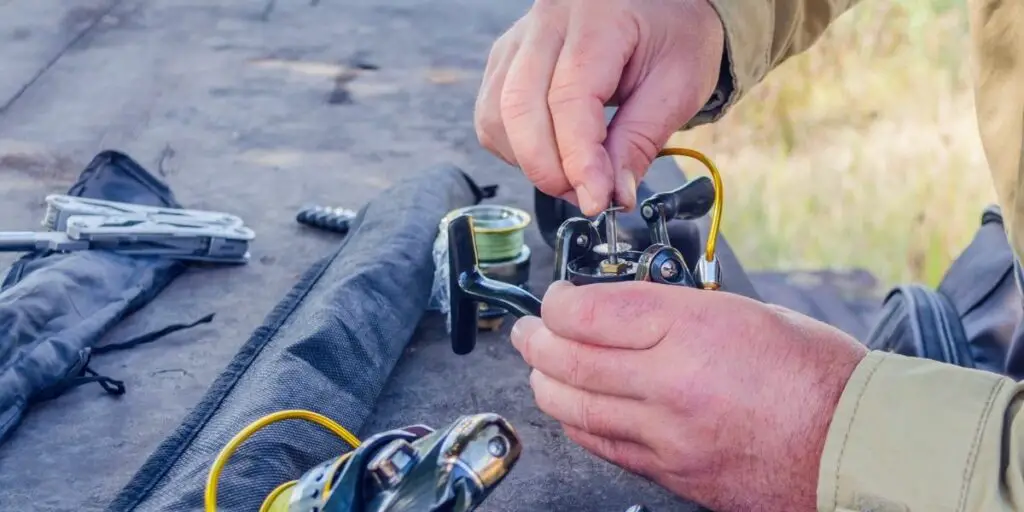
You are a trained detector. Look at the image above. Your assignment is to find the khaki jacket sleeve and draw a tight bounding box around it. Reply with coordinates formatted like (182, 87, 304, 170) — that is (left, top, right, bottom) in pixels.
(817, 351, 1024, 511)
(686, 0, 861, 128)
(968, 0, 1024, 263)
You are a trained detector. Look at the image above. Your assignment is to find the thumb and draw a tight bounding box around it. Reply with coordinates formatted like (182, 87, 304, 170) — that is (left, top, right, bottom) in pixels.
(604, 68, 711, 209)
(541, 280, 704, 350)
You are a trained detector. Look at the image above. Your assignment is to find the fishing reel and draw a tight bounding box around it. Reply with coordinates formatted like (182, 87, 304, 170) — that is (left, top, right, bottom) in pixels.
(208, 410, 656, 512)
(267, 414, 519, 512)
(206, 411, 521, 512)
(446, 148, 725, 355)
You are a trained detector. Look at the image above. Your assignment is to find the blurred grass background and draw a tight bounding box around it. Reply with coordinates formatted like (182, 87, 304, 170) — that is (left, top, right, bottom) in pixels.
(670, 0, 994, 289)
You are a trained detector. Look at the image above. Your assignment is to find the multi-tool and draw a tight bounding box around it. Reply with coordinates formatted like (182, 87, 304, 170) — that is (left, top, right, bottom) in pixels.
(0, 195, 255, 264)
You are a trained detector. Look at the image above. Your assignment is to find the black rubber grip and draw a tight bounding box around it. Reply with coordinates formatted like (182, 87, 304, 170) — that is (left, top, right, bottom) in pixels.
(643, 176, 715, 221)
(295, 205, 355, 234)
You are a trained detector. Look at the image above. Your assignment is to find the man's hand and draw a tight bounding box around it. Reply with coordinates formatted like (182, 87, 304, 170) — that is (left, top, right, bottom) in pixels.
(475, 0, 725, 215)
(510, 281, 868, 511)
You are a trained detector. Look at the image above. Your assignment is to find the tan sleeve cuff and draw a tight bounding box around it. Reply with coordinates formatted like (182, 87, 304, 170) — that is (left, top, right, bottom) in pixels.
(685, 0, 774, 128)
(817, 351, 1011, 511)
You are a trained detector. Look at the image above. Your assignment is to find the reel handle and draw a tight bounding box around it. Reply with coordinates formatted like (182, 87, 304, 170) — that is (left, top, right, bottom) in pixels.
(447, 214, 542, 355)
(639, 176, 716, 246)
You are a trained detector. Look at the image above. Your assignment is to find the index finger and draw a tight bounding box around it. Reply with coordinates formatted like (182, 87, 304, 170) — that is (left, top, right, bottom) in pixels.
(511, 316, 647, 399)
(541, 280, 705, 350)
(548, 7, 637, 215)
(501, 14, 571, 198)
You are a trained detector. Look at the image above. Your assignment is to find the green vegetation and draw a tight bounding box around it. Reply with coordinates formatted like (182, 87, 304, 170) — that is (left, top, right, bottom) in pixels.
(671, 0, 992, 289)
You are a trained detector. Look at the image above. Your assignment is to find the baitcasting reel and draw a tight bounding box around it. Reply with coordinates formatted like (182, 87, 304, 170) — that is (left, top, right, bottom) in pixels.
(447, 148, 725, 355)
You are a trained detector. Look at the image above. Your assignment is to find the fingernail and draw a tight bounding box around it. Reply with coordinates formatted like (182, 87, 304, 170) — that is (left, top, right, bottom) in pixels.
(510, 316, 540, 349)
(547, 280, 573, 293)
(510, 319, 524, 346)
(576, 184, 599, 214)
(616, 171, 637, 208)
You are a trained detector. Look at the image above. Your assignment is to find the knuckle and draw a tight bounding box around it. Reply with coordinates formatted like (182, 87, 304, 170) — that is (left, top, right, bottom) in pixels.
(622, 128, 662, 167)
(474, 101, 495, 130)
(474, 112, 503, 150)
(565, 342, 583, 386)
(605, 285, 676, 349)
(529, 371, 550, 404)
(485, 40, 504, 64)
(559, 149, 602, 190)
(577, 393, 599, 432)
(520, 165, 570, 197)
(567, 290, 599, 326)
(546, 81, 585, 110)
(489, 19, 522, 56)
(476, 129, 499, 154)
(498, 87, 534, 123)
(519, 325, 543, 364)
(611, 445, 649, 475)
(614, 287, 667, 319)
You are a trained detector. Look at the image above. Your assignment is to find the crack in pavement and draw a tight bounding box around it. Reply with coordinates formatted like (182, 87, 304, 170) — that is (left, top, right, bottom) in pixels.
(0, 0, 127, 118)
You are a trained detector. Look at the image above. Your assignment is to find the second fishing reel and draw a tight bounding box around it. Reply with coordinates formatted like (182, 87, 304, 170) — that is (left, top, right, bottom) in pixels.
(446, 148, 726, 355)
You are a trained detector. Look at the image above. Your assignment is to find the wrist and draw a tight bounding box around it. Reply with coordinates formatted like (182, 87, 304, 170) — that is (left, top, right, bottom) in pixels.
(680, 0, 744, 130)
(798, 342, 868, 509)
(677, 0, 732, 129)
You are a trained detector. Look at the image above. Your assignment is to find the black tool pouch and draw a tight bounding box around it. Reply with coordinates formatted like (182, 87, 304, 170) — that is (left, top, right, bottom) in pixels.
(866, 206, 1024, 377)
(0, 150, 203, 446)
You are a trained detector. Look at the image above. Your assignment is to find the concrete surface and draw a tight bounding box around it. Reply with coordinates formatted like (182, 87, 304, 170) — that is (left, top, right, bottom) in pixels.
(0, 1, 881, 510)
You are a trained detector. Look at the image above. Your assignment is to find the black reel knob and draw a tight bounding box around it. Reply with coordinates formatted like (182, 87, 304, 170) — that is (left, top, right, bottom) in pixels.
(639, 175, 715, 246)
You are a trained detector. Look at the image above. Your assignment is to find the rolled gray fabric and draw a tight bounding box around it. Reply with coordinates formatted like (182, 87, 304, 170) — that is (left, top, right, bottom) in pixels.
(107, 164, 488, 512)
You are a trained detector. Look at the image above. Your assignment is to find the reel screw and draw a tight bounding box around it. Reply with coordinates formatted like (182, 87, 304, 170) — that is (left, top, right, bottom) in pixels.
(487, 435, 509, 457)
(659, 260, 679, 280)
(368, 441, 419, 489)
(575, 234, 589, 247)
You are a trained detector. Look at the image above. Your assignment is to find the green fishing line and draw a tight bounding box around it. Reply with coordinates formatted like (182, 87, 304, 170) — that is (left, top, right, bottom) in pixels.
(444, 205, 531, 263)
(473, 228, 525, 262)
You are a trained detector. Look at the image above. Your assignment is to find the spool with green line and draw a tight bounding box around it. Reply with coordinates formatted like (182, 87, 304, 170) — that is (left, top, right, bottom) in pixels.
(442, 204, 532, 329)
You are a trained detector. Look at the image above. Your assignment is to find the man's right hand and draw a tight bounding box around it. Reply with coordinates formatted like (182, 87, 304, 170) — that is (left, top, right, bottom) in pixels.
(474, 0, 725, 215)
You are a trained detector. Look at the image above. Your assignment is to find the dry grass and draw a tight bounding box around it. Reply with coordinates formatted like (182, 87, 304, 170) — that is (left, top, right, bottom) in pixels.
(670, 0, 995, 288)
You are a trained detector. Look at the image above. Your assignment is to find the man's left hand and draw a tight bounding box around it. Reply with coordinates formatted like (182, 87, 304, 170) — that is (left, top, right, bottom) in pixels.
(510, 280, 868, 511)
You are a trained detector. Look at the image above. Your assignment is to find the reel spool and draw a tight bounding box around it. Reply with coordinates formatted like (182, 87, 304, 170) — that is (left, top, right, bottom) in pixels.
(441, 205, 532, 331)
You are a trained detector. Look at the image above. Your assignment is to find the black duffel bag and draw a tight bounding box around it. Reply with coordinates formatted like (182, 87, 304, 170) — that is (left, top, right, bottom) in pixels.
(866, 205, 1024, 378)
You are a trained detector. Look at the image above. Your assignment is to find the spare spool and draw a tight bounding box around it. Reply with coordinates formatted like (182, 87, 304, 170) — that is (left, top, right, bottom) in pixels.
(442, 204, 533, 331)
